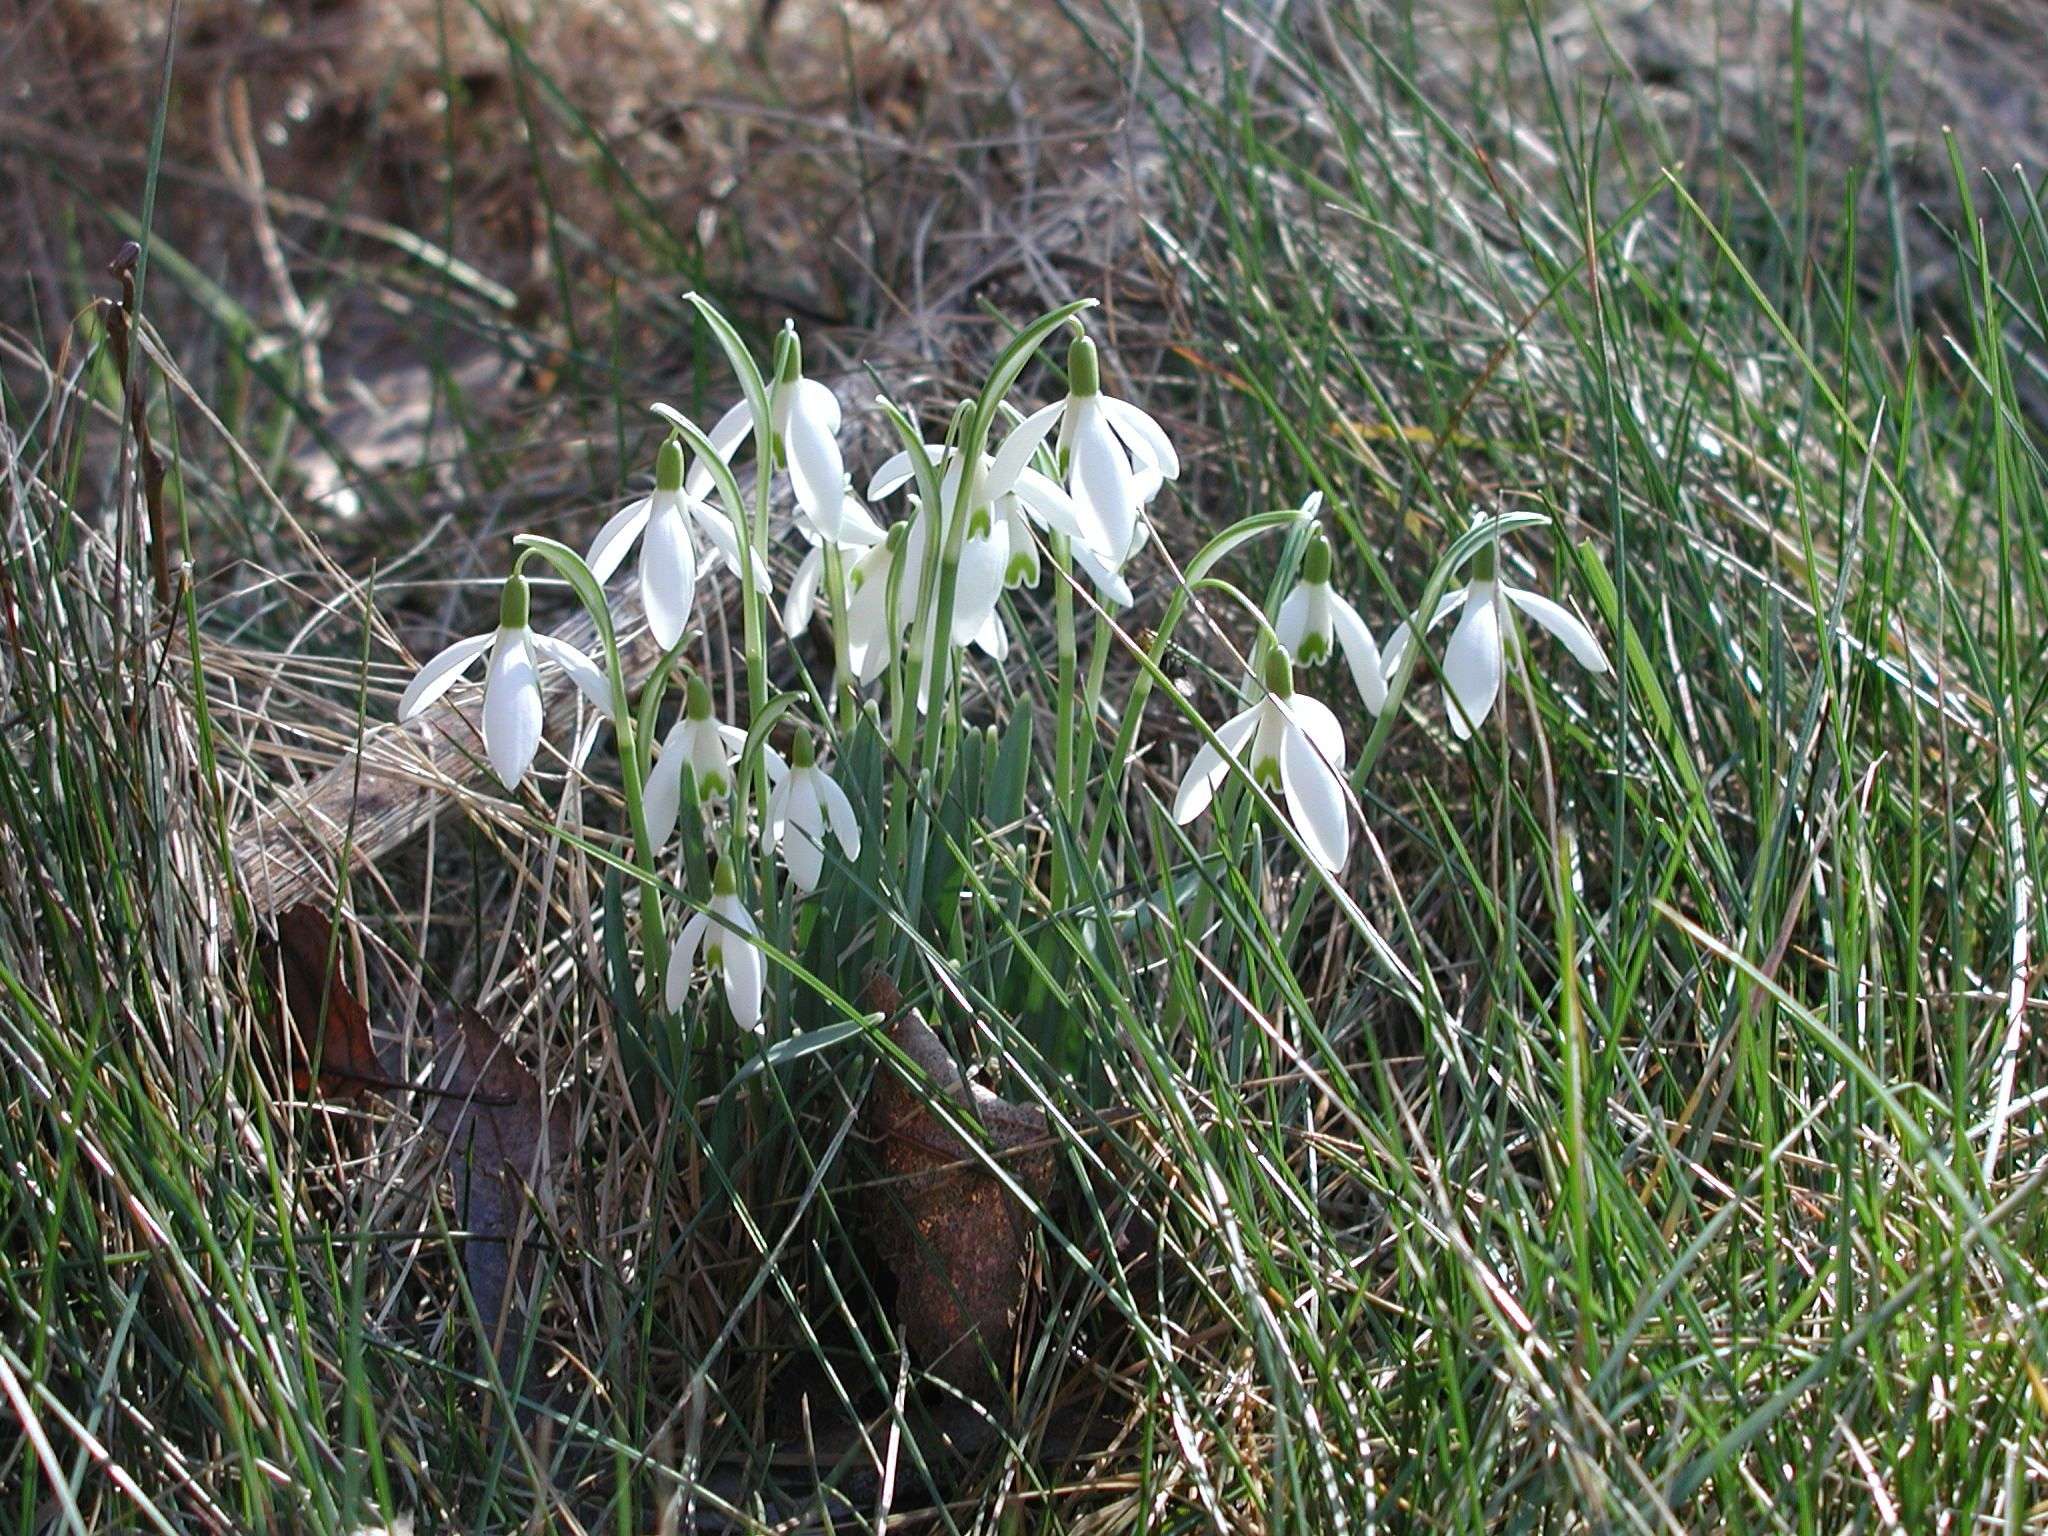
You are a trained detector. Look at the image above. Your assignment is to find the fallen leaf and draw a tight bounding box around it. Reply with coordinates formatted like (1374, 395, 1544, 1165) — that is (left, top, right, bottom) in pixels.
(265, 905, 394, 1096)
(861, 975, 1055, 1394)
(262, 908, 569, 1381)
(413, 1003, 573, 1377)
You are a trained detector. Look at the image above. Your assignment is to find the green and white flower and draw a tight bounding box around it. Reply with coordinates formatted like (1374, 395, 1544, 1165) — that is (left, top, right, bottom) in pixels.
(1276, 512, 1386, 713)
(396, 573, 611, 790)
(1173, 647, 1351, 874)
(761, 732, 862, 892)
(643, 676, 788, 846)
(665, 856, 765, 1030)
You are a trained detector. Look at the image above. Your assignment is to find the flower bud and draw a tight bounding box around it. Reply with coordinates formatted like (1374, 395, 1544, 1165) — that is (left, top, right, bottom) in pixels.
(1262, 644, 1295, 699)
(1067, 334, 1100, 397)
(1304, 532, 1332, 586)
(498, 573, 530, 631)
(656, 437, 685, 492)
(684, 674, 713, 720)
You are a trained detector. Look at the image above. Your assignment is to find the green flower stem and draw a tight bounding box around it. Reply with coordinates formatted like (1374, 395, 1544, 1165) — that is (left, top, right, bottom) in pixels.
(1050, 533, 1079, 913)
(509, 545, 667, 998)
(821, 541, 854, 732)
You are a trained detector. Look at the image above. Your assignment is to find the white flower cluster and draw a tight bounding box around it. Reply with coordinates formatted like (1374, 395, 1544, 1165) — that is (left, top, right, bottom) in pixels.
(394, 297, 1609, 1032)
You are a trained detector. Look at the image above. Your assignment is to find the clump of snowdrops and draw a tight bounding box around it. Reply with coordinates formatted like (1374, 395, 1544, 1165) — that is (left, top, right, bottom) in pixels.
(398, 296, 1610, 1035)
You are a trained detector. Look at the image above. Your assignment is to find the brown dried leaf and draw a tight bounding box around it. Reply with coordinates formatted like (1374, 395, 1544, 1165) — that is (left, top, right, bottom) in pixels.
(265, 905, 393, 1097)
(861, 977, 1054, 1393)
(414, 1003, 573, 1374)
(264, 908, 569, 1377)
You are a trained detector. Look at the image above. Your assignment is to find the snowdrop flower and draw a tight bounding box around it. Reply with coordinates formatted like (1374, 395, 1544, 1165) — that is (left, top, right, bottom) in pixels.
(396, 574, 611, 790)
(691, 325, 850, 539)
(761, 731, 862, 892)
(1277, 522, 1386, 713)
(992, 333, 1178, 563)
(643, 676, 788, 847)
(843, 524, 915, 684)
(868, 430, 1089, 557)
(781, 481, 885, 635)
(1382, 545, 1609, 740)
(1172, 646, 1351, 874)
(665, 856, 765, 1030)
(587, 436, 764, 640)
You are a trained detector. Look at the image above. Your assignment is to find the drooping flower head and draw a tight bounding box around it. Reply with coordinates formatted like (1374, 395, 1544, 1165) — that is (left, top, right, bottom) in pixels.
(1381, 531, 1610, 739)
(990, 332, 1179, 567)
(396, 572, 612, 790)
(587, 435, 761, 645)
(1173, 645, 1352, 874)
(665, 855, 765, 1030)
(1276, 517, 1386, 714)
(761, 730, 863, 893)
(643, 675, 788, 847)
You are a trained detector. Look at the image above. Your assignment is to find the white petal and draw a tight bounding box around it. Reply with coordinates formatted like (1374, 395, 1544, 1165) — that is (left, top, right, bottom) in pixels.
(663, 913, 710, 1012)
(716, 721, 788, 784)
(1276, 692, 1346, 769)
(815, 770, 861, 860)
(985, 400, 1064, 498)
(1441, 583, 1503, 739)
(866, 444, 952, 503)
(780, 777, 825, 892)
(1172, 706, 1262, 824)
(1073, 540, 1134, 609)
(1280, 724, 1350, 873)
(689, 497, 774, 594)
(396, 630, 493, 720)
(761, 774, 793, 850)
(781, 545, 824, 634)
(586, 497, 652, 584)
(1100, 395, 1179, 481)
(481, 631, 543, 788)
(1066, 398, 1135, 559)
(714, 902, 764, 1030)
(785, 378, 846, 531)
(971, 610, 1009, 661)
(828, 492, 886, 548)
(1503, 586, 1611, 675)
(950, 529, 1008, 644)
(683, 399, 753, 500)
(1327, 592, 1387, 712)
(1274, 585, 1316, 655)
(1380, 589, 1466, 682)
(639, 499, 700, 650)
(643, 720, 688, 848)
(527, 632, 615, 719)
(1010, 466, 1088, 545)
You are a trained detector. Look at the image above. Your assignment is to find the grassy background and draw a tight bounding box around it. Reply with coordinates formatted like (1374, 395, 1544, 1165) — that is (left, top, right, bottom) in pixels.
(5, 0, 2048, 1529)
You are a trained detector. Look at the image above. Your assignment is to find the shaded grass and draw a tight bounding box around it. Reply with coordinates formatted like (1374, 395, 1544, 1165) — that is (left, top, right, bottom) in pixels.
(5, 0, 2048, 1531)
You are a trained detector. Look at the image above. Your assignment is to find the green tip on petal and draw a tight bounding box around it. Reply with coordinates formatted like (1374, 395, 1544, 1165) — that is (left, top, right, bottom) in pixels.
(498, 573, 530, 631)
(685, 675, 713, 720)
(1262, 645, 1295, 698)
(773, 324, 801, 384)
(711, 856, 737, 897)
(656, 436, 685, 492)
(790, 728, 815, 768)
(1067, 334, 1100, 397)
(1298, 632, 1330, 664)
(1304, 533, 1332, 585)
